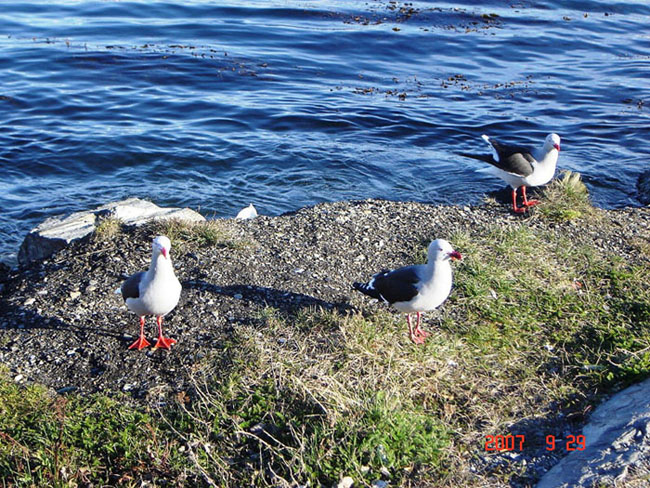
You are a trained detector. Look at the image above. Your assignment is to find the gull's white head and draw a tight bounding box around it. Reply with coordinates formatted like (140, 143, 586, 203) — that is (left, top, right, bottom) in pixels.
(545, 133, 561, 152)
(152, 235, 172, 259)
(428, 239, 462, 262)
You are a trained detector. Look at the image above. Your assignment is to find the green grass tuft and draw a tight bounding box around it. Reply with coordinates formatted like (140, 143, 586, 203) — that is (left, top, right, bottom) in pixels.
(0, 376, 186, 487)
(151, 219, 247, 251)
(536, 170, 596, 222)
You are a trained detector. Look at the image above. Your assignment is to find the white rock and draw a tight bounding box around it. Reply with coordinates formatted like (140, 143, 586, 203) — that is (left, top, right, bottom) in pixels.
(18, 198, 205, 265)
(337, 477, 354, 488)
(235, 203, 258, 220)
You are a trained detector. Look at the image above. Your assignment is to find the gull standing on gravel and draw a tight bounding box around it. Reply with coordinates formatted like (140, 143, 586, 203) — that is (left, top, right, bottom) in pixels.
(461, 133, 561, 213)
(117, 235, 181, 350)
(353, 239, 462, 344)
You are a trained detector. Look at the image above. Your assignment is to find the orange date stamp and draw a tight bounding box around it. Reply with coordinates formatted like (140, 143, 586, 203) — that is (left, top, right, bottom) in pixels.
(484, 434, 586, 451)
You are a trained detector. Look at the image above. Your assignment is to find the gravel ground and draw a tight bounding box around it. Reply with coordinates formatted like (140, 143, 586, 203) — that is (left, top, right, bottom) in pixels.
(0, 198, 648, 486)
(1, 198, 648, 400)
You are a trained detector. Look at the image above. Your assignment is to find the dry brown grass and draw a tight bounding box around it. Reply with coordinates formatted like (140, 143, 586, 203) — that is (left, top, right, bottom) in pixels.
(151, 218, 249, 252)
(92, 216, 123, 240)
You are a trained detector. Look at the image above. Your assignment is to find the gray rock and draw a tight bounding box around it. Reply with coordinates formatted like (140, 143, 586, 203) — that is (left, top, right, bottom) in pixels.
(18, 198, 205, 265)
(536, 377, 650, 488)
(638, 169, 650, 205)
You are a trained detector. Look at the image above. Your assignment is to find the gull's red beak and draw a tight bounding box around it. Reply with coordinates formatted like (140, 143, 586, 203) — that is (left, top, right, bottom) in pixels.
(554, 143, 561, 151)
(161, 247, 168, 259)
(450, 251, 462, 261)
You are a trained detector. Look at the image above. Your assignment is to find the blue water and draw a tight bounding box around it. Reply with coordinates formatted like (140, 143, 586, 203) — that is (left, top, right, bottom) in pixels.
(1, 1, 649, 264)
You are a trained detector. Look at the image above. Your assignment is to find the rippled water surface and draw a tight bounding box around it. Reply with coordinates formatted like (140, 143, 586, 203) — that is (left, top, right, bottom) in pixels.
(1, 0, 649, 263)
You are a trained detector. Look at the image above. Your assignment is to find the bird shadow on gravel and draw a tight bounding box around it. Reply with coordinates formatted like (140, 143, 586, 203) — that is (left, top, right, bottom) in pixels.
(2, 305, 122, 339)
(183, 281, 354, 317)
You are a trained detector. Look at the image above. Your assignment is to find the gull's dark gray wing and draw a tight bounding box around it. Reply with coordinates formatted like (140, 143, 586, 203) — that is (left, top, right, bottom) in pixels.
(353, 265, 420, 304)
(120, 271, 144, 301)
(485, 138, 535, 177)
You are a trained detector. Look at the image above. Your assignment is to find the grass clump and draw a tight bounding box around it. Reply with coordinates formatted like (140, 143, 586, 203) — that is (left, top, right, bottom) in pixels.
(0, 374, 187, 487)
(152, 218, 246, 251)
(536, 170, 596, 222)
(93, 217, 123, 240)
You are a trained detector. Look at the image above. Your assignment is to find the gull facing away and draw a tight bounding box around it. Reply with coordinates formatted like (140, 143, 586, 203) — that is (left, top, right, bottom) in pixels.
(118, 235, 181, 350)
(235, 203, 258, 220)
(461, 133, 561, 213)
(353, 239, 462, 344)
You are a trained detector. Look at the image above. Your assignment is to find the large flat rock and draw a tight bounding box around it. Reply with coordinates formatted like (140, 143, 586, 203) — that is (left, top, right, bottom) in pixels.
(536, 377, 650, 488)
(18, 198, 204, 266)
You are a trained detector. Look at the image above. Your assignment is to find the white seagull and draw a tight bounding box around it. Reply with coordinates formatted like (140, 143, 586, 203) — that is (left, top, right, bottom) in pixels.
(118, 235, 182, 350)
(462, 133, 561, 213)
(353, 239, 462, 344)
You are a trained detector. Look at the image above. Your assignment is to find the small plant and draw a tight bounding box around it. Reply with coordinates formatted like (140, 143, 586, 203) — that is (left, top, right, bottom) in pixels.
(536, 170, 595, 222)
(93, 217, 122, 240)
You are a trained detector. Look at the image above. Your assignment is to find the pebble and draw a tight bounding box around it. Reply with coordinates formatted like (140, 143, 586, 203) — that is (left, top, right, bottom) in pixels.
(69, 291, 81, 300)
(56, 386, 78, 394)
(23, 298, 35, 306)
(376, 444, 389, 464)
(14, 374, 24, 383)
(372, 481, 388, 488)
(337, 476, 354, 488)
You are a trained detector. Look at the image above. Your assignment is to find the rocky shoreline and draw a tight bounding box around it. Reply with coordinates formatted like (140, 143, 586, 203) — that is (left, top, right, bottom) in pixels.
(1, 197, 649, 487)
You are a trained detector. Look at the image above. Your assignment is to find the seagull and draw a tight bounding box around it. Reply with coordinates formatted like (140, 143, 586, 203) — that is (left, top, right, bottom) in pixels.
(461, 133, 561, 213)
(118, 235, 181, 350)
(235, 203, 258, 220)
(353, 239, 462, 344)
